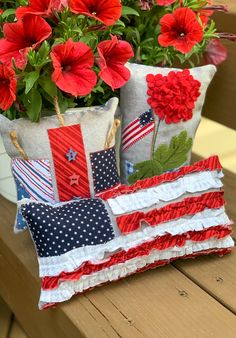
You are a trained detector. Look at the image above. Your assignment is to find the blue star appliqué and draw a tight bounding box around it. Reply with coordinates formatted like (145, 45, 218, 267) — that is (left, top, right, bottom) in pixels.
(66, 148, 78, 162)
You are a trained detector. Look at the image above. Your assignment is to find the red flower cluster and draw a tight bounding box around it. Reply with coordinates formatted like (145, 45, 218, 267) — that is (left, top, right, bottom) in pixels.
(0, 9, 3, 15)
(156, 0, 175, 6)
(146, 70, 201, 124)
(0, 14, 52, 69)
(158, 7, 204, 54)
(68, 0, 122, 26)
(51, 36, 133, 95)
(0, 63, 17, 110)
(16, 0, 67, 19)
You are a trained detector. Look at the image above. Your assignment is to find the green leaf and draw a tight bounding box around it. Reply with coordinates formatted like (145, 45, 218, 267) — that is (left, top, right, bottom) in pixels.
(115, 19, 126, 27)
(154, 131, 193, 172)
(39, 76, 57, 98)
(128, 131, 193, 184)
(24, 71, 40, 94)
(1, 9, 15, 19)
(25, 89, 42, 122)
(122, 6, 140, 16)
(128, 160, 163, 185)
(37, 41, 50, 60)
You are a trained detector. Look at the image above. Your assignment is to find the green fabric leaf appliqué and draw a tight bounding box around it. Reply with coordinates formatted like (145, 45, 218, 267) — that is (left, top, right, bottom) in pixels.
(128, 131, 193, 185)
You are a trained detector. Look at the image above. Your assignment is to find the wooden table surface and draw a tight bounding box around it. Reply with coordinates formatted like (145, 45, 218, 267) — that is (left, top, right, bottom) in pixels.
(0, 154, 236, 338)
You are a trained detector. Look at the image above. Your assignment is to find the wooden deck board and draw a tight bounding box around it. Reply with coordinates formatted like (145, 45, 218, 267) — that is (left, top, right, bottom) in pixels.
(9, 320, 28, 338)
(0, 193, 236, 337)
(173, 156, 236, 314)
(0, 297, 12, 338)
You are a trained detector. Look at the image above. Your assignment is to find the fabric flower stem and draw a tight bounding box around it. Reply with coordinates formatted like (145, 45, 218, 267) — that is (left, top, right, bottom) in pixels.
(151, 116, 161, 160)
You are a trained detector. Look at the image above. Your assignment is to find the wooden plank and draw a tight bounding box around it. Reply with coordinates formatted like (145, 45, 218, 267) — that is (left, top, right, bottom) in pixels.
(0, 297, 12, 338)
(9, 320, 28, 338)
(173, 154, 236, 313)
(0, 196, 236, 337)
(84, 268, 236, 338)
(173, 247, 236, 314)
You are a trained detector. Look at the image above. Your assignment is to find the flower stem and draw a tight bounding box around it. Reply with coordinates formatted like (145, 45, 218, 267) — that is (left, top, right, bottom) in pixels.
(151, 117, 161, 160)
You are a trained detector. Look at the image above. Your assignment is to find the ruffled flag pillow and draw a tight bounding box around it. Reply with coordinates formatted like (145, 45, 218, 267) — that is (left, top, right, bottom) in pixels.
(0, 98, 120, 231)
(19, 156, 234, 309)
(119, 63, 217, 184)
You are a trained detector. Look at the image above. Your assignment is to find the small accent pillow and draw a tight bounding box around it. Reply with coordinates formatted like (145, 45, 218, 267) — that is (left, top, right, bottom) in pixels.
(0, 98, 121, 231)
(120, 63, 217, 184)
(20, 156, 234, 309)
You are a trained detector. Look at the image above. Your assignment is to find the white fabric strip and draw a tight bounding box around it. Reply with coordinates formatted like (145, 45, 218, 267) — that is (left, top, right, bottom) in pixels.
(107, 170, 224, 215)
(38, 208, 230, 277)
(39, 236, 234, 308)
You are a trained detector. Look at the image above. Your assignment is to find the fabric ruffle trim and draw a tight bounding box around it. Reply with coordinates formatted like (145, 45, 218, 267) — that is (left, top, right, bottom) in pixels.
(39, 236, 234, 309)
(42, 225, 232, 290)
(117, 191, 224, 234)
(100, 156, 222, 200)
(108, 170, 223, 215)
(38, 208, 229, 277)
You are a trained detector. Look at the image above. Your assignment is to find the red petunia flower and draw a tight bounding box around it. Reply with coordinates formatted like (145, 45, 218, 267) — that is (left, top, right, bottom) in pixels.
(51, 38, 97, 96)
(146, 70, 201, 124)
(0, 9, 3, 15)
(156, 0, 175, 6)
(68, 0, 122, 26)
(203, 38, 227, 66)
(96, 35, 134, 90)
(16, 0, 66, 19)
(0, 14, 52, 69)
(0, 63, 17, 110)
(158, 7, 204, 54)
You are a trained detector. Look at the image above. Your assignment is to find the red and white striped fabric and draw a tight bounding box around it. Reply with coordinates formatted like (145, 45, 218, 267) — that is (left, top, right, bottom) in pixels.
(122, 109, 155, 151)
(20, 156, 234, 309)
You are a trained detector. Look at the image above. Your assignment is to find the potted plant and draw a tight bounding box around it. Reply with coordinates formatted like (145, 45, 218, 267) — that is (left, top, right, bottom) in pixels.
(0, 0, 235, 201)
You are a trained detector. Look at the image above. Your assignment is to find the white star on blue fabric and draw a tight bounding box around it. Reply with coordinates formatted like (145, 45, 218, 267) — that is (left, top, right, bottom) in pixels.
(66, 148, 78, 162)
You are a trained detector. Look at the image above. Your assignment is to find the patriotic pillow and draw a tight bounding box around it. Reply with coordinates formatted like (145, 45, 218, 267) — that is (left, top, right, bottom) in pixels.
(19, 156, 234, 309)
(120, 63, 217, 184)
(0, 98, 121, 231)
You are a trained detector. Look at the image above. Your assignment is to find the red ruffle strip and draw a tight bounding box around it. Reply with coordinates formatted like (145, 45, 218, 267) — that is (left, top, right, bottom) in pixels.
(42, 247, 232, 310)
(42, 224, 232, 290)
(117, 191, 224, 234)
(100, 156, 222, 201)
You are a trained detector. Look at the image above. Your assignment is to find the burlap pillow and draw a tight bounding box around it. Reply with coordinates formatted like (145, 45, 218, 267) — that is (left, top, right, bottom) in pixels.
(120, 63, 217, 184)
(0, 98, 120, 231)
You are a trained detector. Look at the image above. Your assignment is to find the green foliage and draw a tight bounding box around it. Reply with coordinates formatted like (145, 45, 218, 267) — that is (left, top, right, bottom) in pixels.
(24, 88, 42, 122)
(128, 131, 193, 185)
(24, 71, 40, 94)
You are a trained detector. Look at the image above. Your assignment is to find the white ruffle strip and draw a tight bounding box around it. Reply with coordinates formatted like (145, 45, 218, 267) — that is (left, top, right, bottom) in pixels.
(107, 170, 224, 215)
(38, 208, 230, 277)
(39, 236, 234, 308)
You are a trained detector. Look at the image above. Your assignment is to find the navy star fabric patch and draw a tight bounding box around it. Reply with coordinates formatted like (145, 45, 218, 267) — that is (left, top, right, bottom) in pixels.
(139, 109, 154, 127)
(90, 147, 120, 194)
(20, 199, 115, 258)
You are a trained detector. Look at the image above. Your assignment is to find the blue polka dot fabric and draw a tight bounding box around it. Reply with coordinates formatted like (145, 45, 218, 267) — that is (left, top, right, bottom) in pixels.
(20, 199, 115, 258)
(90, 147, 120, 194)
